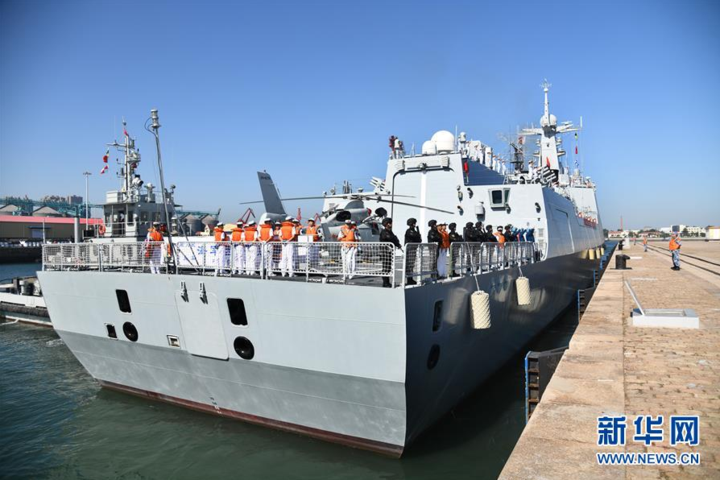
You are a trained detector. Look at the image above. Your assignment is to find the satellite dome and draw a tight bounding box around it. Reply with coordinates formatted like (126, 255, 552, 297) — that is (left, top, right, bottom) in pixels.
(540, 114, 557, 128)
(421, 140, 437, 155)
(431, 130, 455, 153)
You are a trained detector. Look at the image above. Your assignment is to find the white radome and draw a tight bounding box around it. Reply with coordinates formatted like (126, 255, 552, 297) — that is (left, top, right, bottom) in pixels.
(431, 130, 455, 153)
(540, 114, 557, 128)
(421, 140, 437, 155)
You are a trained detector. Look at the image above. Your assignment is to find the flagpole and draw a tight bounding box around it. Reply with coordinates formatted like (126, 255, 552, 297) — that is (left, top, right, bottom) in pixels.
(83, 171, 91, 225)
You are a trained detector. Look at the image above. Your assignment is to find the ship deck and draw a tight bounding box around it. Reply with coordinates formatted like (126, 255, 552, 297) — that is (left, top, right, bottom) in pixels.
(41, 240, 540, 289)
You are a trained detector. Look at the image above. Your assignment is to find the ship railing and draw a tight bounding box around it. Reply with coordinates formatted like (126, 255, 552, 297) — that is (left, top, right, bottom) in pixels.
(42, 242, 170, 273)
(403, 242, 538, 286)
(402, 243, 440, 284)
(172, 241, 396, 284)
(42, 241, 536, 287)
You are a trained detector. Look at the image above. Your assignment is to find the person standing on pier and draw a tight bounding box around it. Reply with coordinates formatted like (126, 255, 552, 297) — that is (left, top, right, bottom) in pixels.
(669, 233, 682, 270)
(404, 218, 422, 285)
(642, 235, 648, 252)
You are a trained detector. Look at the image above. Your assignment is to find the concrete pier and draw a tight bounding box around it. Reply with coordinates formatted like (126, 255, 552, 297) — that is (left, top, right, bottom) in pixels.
(500, 241, 720, 479)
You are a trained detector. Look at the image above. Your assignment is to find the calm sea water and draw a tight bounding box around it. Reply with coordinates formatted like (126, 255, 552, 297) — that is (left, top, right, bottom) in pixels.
(0, 263, 579, 480)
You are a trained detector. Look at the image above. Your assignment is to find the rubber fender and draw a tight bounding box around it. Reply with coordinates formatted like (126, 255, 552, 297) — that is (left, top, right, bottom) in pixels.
(471, 290, 491, 329)
(516, 277, 531, 306)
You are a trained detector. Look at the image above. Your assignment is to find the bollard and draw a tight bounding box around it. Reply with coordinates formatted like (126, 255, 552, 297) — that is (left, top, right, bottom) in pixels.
(615, 254, 630, 270)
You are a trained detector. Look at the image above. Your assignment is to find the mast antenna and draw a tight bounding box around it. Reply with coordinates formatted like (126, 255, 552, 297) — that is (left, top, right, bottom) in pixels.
(148, 109, 175, 268)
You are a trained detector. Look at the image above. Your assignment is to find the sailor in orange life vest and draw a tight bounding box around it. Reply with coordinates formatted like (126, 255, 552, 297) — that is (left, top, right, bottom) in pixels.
(305, 218, 322, 268)
(258, 219, 274, 275)
(267, 221, 282, 275)
(231, 221, 245, 275)
(145, 221, 163, 274)
(213, 222, 229, 276)
(243, 221, 259, 275)
(642, 234, 648, 253)
(494, 226, 506, 244)
(279, 216, 297, 277)
(338, 219, 360, 279)
(669, 233, 682, 270)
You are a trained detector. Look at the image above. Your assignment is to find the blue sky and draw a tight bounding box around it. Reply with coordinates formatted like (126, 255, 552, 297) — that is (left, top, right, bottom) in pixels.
(1, 0, 718, 229)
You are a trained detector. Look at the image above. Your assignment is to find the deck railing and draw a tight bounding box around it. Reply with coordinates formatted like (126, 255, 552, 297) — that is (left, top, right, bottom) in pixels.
(402, 242, 537, 284)
(42, 240, 537, 288)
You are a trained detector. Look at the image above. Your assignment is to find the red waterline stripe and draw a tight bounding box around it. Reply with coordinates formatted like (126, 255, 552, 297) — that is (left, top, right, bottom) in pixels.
(98, 380, 404, 458)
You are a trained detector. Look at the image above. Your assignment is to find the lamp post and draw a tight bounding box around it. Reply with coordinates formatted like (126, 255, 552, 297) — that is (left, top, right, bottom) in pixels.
(83, 171, 92, 225)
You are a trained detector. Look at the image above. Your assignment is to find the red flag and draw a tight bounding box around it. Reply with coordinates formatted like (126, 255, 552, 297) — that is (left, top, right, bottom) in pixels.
(103, 148, 109, 163)
(575, 146, 578, 155)
(100, 165, 109, 175)
(124, 128, 129, 137)
(546, 157, 550, 168)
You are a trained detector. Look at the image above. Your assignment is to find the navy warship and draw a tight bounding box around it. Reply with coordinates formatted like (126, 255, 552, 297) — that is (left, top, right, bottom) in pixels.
(38, 82, 603, 456)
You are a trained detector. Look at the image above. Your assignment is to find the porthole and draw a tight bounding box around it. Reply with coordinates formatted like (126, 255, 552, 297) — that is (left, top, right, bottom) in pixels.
(427, 344, 440, 370)
(233, 336, 254, 360)
(123, 322, 138, 342)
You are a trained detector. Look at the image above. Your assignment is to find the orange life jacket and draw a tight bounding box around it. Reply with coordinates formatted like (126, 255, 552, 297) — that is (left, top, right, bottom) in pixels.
(280, 221, 295, 241)
(145, 229, 162, 257)
(259, 224, 273, 241)
(243, 226, 257, 242)
(214, 227, 226, 242)
(494, 232, 506, 244)
(439, 230, 450, 249)
(306, 225, 319, 241)
(669, 238, 680, 250)
(231, 228, 243, 242)
(340, 225, 356, 242)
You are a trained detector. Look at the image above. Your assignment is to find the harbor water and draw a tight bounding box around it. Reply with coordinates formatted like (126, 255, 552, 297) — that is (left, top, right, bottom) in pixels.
(1, 263, 581, 480)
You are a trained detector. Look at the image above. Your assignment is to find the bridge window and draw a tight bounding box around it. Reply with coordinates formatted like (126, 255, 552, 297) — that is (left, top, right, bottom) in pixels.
(489, 188, 510, 209)
(116, 289, 131, 313)
(227, 298, 248, 326)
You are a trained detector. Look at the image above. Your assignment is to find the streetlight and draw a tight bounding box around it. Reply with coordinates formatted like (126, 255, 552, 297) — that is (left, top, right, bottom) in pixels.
(83, 171, 92, 225)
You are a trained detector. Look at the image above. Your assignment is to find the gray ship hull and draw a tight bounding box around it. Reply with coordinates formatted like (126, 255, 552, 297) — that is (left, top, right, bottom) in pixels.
(38, 249, 601, 456)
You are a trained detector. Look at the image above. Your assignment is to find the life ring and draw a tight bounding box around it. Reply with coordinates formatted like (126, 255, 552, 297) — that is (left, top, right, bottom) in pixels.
(98, 224, 106, 236)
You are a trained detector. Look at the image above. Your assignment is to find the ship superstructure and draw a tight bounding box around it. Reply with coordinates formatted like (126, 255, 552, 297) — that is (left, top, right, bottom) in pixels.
(38, 84, 605, 456)
(98, 120, 181, 240)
